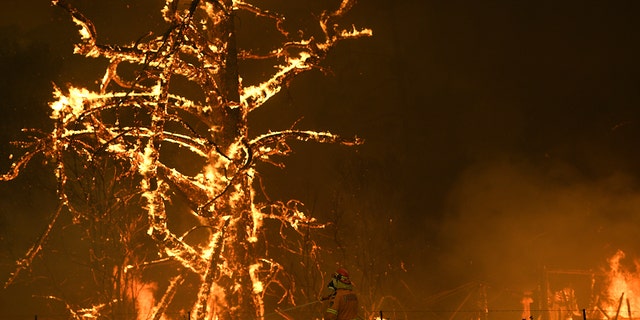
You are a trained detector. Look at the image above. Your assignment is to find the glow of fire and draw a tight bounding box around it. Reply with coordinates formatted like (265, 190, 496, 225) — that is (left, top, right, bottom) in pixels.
(249, 263, 264, 294)
(240, 52, 311, 111)
(134, 281, 158, 320)
(602, 250, 640, 318)
(2, 0, 370, 318)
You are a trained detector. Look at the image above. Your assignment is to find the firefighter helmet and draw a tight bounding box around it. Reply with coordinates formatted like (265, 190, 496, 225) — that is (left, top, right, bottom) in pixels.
(334, 267, 351, 284)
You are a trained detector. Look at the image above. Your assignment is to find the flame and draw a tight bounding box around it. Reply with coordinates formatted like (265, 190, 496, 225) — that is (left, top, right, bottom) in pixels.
(249, 263, 264, 294)
(601, 250, 640, 318)
(3, 0, 370, 318)
(134, 282, 158, 320)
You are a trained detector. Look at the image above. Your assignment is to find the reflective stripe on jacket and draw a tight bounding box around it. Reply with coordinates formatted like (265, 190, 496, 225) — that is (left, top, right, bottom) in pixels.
(324, 288, 359, 320)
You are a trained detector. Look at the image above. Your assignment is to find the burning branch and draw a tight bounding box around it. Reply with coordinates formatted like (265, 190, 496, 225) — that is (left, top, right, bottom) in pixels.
(1, 0, 370, 318)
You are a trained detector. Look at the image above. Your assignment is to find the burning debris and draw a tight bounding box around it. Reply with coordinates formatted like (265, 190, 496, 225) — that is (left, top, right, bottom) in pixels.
(534, 251, 640, 320)
(1, 0, 370, 319)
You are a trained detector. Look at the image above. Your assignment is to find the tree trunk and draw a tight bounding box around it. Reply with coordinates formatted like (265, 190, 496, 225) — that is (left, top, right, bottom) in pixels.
(193, 1, 260, 318)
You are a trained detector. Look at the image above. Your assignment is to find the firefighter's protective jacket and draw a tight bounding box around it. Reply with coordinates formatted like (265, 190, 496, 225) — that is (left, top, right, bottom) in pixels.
(324, 281, 360, 320)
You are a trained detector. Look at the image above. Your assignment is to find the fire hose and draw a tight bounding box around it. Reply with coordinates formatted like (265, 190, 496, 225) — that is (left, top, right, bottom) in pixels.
(278, 300, 323, 311)
(262, 300, 323, 319)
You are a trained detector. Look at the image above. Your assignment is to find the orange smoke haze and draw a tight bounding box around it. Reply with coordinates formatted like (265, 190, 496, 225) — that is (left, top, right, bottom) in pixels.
(425, 155, 640, 319)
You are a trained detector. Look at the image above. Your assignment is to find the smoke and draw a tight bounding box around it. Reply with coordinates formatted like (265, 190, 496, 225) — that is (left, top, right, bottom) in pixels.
(438, 155, 640, 290)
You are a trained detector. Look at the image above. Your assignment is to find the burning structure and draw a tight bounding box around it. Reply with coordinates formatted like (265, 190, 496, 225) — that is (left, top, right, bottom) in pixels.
(540, 251, 640, 320)
(1, 0, 370, 319)
(412, 251, 640, 320)
(525, 251, 640, 320)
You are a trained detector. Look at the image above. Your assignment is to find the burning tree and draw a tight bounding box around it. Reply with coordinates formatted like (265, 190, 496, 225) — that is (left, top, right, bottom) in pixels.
(1, 0, 370, 318)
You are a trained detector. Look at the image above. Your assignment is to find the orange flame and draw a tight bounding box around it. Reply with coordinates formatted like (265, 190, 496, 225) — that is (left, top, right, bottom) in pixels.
(601, 250, 640, 319)
(3, 0, 370, 318)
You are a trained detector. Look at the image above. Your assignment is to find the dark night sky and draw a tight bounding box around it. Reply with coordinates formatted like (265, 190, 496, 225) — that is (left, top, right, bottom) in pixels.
(2, 0, 640, 317)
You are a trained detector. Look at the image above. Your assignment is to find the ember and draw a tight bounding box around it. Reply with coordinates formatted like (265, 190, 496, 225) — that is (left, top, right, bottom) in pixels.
(1, 0, 370, 319)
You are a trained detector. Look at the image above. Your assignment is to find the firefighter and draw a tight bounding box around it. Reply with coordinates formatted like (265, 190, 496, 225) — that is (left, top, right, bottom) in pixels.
(323, 267, 361, 320)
